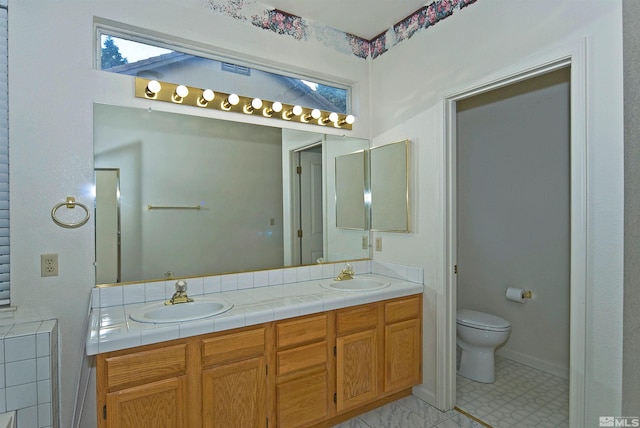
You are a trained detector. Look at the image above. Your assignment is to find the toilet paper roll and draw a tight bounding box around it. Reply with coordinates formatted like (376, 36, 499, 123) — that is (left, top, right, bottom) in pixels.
(506, 287, 527, 303)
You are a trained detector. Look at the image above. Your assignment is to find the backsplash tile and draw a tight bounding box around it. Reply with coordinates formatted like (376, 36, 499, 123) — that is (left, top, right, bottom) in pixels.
(203, 275, 221, 293)
(93, 260, 422, 310)
(99, 286, 123, 307)
(268, 269, 283, 286)
(220, 274, 238, 292)
(122, 283, 145, 305)
(253, 270, 269, 288)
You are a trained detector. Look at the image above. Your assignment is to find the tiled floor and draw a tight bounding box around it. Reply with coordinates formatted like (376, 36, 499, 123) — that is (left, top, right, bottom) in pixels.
(456, 356, 569, 427)
(333, 356, 569, 428)
(332, 395, 487, 428)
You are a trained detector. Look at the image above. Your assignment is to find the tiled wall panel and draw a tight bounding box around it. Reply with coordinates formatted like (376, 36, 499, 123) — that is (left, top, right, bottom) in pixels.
(0, 319, 58, 428)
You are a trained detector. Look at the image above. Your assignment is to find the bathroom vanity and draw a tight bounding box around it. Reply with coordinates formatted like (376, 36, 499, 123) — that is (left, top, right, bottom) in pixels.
(88, 269, 423, 428)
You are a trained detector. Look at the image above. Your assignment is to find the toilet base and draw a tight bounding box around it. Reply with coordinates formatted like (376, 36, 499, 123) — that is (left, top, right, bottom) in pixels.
(457, 347, 496, 383)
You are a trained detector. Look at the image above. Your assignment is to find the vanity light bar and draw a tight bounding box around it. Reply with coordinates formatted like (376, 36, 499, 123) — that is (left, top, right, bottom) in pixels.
(134, 77, 354, 130)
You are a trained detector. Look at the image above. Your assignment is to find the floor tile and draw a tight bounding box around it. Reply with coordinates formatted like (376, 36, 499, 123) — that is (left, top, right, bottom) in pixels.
(456, 356, 569, 428)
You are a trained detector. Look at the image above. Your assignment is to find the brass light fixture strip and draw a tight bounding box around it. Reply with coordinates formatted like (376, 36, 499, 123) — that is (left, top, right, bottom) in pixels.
(134, 77, 353, 130)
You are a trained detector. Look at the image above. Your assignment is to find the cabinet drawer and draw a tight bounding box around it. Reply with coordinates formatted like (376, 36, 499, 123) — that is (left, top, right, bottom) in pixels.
(277, 314, 327, 348)
(385, 296, 421, 324)
(103, 344, 187, 391)
(202, 327, 265, 367)
(336, 304, 379, 336)
(277, 341, 327, 376)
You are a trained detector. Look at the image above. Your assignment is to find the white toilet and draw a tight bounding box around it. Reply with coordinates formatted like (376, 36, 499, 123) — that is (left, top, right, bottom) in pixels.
(456, 309, 511, 383)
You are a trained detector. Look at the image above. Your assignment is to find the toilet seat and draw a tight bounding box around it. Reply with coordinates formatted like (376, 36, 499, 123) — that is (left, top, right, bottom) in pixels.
(457, 309, 511, 332)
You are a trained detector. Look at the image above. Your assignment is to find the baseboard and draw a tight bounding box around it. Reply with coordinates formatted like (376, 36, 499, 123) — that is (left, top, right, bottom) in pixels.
(411, 384, 438, 408)
(496, 348, 569, 379)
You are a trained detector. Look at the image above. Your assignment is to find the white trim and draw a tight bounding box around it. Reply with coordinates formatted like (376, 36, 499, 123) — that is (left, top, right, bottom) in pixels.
(439, 39, 587, 427)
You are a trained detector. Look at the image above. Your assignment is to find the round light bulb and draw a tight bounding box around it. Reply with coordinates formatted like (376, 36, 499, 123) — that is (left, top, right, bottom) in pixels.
(175, 85, 189, 98)
(345, 114, 355, 124)
(202, 89, 215, 102)
(251, 98, 263, 109)
(311, 109, 321, 120)
(292, 105, 303, 116)
(329, 112, 339, 123)
(228, 93, 240, 106)
(272, 102, 283, 113)
(146, 80, 161, 94)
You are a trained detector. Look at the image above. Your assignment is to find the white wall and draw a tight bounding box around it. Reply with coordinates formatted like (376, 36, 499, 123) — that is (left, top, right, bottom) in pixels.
(456, 69, 570, 377)
(370, 0, 624, 421)
(8, 2, 370, 427)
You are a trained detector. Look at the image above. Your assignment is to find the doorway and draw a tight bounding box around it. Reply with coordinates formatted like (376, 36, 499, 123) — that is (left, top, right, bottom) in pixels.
(454, 68, 571, 425)
(440, 42, 588, 427)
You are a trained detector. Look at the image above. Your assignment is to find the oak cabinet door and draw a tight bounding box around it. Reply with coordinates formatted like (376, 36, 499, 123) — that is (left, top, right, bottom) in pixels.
(202, 356, 266, 428)
(335, 329, 378, 412)
(277, 371, 329, 427)
(384, 318, 421, 393)
(105, 376, 188, 428)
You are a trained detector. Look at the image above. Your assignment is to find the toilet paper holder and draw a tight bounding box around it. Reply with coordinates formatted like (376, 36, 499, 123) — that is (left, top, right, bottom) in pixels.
(505, 287, 533, 303)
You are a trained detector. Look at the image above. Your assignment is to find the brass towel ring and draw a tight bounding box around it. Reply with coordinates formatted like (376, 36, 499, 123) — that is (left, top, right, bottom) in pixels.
(51, 197, 90, 229)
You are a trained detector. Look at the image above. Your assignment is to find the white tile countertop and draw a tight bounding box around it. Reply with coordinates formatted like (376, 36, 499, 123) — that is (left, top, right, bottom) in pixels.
(86, 273, 423, 355)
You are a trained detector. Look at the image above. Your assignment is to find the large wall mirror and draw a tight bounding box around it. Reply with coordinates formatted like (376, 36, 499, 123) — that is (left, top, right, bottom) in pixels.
(94, 104, 370, 285)
(370, 140, 410, 232)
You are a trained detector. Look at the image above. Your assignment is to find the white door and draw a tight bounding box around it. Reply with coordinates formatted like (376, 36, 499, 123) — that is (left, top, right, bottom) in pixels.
(298, 150, 323, 264)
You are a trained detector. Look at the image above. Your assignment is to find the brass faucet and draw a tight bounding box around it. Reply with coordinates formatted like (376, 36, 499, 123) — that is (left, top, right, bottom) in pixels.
(335, 263, 355, 281)
(165, 280, 194, 305)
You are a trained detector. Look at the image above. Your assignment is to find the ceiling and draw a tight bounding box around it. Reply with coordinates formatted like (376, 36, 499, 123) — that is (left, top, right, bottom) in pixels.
(262, 0, 429, 40)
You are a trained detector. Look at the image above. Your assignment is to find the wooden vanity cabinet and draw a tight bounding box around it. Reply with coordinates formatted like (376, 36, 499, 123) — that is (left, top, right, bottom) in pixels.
(96, 294, 422, 428)
(274, 313, 332, 428)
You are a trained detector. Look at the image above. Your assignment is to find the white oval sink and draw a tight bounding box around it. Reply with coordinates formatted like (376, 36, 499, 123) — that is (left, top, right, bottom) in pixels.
(321, 277, 391, 292)
(129, 298, 234, 323)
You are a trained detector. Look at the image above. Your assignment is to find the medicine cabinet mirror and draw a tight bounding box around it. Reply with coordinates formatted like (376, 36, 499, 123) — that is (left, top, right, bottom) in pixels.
(370, 140, 410, 232)
(335, 150, 369, 230)
(93, 104, 369, 285)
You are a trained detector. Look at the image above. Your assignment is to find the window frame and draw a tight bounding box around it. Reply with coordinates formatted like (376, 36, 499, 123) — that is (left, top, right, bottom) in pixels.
(95, 23, 353, 114)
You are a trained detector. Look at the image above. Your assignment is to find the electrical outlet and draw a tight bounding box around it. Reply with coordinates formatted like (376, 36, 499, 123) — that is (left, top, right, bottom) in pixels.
(375, 237, 382, 251)
(362, 236, 368, 250)
(41, 253, 58, 277)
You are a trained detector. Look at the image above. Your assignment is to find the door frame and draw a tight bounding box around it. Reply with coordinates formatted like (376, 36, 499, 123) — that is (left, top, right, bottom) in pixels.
(289, 140, 324, 265)
(439, 40, 587, 426)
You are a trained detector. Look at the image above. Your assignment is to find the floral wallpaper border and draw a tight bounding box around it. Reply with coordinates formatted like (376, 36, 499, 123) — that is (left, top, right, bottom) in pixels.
(203, 0, 477, 60)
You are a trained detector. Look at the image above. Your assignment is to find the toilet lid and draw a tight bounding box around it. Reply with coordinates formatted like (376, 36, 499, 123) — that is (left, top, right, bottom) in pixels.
(457, 309, 511, 331)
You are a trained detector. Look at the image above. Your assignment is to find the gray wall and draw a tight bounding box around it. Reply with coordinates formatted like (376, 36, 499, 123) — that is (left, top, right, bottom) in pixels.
(623, 0, 640, 415)
(456, 68, 571, 376)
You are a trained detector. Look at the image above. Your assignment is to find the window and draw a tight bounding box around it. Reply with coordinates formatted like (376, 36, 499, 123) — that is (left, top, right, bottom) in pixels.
(99, 32, 349, 114)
